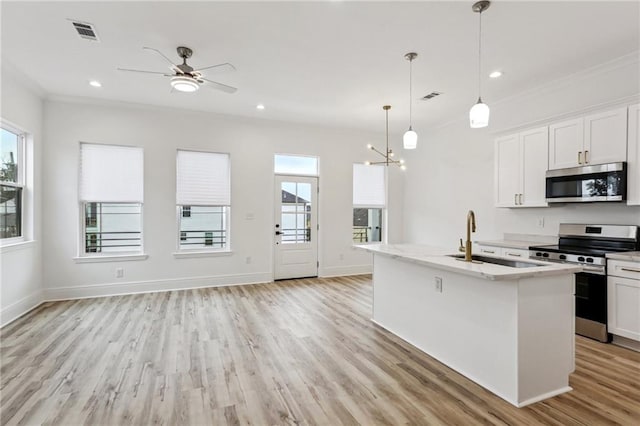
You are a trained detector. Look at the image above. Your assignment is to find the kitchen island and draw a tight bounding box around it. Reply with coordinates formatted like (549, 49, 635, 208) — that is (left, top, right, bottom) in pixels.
(357, 243, 581, 407)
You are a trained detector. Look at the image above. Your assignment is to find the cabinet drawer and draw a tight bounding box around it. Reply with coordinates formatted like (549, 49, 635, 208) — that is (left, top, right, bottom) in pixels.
(503, 248, 529, 259)
(609, 260, 640, 280)
(478, 246, 502, 255)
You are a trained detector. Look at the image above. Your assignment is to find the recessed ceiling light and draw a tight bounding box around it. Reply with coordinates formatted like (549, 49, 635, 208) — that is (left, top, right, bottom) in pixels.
(89, 80, 102, 87)
(256, 104, 265, 110)
(489, 70, 503, 79)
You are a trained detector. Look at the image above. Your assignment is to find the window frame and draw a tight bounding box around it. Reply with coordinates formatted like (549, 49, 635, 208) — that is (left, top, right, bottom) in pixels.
(78, 201, 145, 258)
(76, 142, 145, 260)
(175, 205, 231, 253)
(0, 122, 26, 246)
(352, 163, 387, 245)
(175, 149, 232, 255)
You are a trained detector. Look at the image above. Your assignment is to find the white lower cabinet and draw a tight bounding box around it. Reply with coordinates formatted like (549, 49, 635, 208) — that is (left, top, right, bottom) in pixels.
(607, 259, 640, 342)
(477, 245, 530, 259)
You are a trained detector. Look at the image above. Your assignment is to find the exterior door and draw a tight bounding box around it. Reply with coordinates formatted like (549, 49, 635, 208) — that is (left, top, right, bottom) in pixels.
(274, 175, 318, 280)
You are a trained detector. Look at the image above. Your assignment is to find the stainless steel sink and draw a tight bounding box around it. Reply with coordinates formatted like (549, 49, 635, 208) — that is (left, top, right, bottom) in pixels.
(447, 254, 543, 268)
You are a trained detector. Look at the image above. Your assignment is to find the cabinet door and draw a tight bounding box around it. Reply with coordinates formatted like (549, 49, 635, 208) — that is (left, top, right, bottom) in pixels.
(584, 107, 628, 166)
(608, 275, 640, 341)
(520, 127, 549, 207)
(627, 104, 640, 205)
(548, 118, 584, 170)
(495, 134, 520, 207)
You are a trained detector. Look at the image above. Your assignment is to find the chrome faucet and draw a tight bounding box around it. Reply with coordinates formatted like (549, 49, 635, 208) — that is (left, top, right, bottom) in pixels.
(458, 210, 476, 262)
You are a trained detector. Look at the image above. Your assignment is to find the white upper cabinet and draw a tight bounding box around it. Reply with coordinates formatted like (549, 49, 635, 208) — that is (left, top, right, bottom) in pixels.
(495, 134, 520, 207)
(628, 103, 640, 205)
(584, 107, 628, 166)
(548, 107, 627, 170)
(549, 118, 583, 170)
(495, 127, 548, 208)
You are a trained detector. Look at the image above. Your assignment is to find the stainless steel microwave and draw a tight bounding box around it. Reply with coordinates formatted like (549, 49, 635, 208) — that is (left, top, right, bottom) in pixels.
(545, 162, 627, 203)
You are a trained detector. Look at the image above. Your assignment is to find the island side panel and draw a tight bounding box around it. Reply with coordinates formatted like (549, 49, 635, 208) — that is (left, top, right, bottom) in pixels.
(372, 254, 520, 404)
(516, 274, 575, 406)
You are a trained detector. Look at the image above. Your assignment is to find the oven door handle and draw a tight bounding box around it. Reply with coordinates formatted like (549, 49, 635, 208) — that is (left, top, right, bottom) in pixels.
(580, 266, 606, 275)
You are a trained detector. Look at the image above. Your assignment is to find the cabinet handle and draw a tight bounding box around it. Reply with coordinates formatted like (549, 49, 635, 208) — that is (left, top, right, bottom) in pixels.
(506, 252, 522, 257)
(584, 150, 589, 164)
(519, 194, 523, 205)
(621, 267, 640, 274)
(483, 249, 496, 254)
(578, 151, 583, 164)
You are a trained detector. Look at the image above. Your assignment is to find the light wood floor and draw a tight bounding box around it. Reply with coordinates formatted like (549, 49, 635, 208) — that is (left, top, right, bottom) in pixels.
(1, 275, 639, 425)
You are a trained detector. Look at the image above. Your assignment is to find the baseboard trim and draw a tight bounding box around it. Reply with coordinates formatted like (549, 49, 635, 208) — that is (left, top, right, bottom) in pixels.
(43, 272, 273, 302)
(320, 264, 372, 278)
(0, 290, 45, 328)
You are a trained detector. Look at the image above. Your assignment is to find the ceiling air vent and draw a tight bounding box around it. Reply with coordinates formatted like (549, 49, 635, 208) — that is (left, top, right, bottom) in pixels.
(71, 20, 99, 41)
(421, 91, 442, 101)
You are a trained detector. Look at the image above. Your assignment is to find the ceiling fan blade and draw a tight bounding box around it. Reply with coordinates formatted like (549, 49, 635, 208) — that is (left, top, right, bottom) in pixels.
(201, 78, 237, 94)
(194, 62, 236, 74)
(143, 47, 178, 68)
(117, 67, 172, 76)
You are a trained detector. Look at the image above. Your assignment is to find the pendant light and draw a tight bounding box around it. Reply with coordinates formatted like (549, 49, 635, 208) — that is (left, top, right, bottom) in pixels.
(469, 1, 491, 128)
(403, 52, 418, 149)
(365, 105, 406, 170)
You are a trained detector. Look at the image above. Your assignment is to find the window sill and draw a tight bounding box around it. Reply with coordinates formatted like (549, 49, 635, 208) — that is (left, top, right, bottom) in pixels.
(173, 250, 233, 259)
(73, 254, 149, 264)
(0, 239, 35, 253)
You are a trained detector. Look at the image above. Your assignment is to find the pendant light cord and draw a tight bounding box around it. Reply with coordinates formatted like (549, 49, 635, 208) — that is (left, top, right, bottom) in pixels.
(478, 9, 482, 100)
(409, 57, 413, 128)
(385, 107, 389, 165)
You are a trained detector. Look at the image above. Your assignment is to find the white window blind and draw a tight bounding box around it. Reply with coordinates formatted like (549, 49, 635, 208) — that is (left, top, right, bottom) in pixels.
(353, 164, 386, 207)
(79, 143, 144, 203)
(176, 150, 230, 206)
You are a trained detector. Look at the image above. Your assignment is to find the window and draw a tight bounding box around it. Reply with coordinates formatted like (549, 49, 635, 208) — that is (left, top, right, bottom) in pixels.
(353, 164, 385, 243)
(274, 154, 318, 176)
(1, 126, 24, 240)
(79, 143, 144, 255)
(176, 150, 230, 251)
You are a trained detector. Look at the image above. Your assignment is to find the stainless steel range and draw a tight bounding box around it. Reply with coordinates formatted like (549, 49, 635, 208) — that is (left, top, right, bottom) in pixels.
(530, 224, 640, 343)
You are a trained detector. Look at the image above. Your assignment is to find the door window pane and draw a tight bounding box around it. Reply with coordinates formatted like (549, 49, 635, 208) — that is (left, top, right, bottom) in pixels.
(353, 208, 382, 243)
(281, 181, 311, 244)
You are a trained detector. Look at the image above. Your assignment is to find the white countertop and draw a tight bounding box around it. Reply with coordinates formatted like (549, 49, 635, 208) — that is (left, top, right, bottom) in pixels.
(606, 251, 640, 262)
(356, 243, 581, 281)
(476, 239, 544, 250)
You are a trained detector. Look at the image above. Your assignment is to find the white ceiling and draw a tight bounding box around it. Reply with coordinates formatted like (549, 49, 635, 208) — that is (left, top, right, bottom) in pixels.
(2, 1, 639, 135)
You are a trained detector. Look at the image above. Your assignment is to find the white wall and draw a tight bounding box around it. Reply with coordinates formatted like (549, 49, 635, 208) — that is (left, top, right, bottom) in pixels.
(0, 66, 44, 326)
(41, 99, 403, 299)
(403, 53, 640, 248)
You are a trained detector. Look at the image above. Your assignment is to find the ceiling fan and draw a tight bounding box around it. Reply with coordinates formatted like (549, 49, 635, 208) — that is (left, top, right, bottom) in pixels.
(118, 46, 237, 94)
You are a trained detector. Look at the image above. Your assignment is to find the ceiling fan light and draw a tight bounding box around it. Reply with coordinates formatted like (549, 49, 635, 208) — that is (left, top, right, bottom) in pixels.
(170, 76, 199, 92)
(469, 99, 490, 128)
(403, 128, 418, 150)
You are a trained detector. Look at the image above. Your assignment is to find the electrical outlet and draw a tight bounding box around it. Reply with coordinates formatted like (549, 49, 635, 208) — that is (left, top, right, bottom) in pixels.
(537, 217, 545, 228)
(435, 277, 443, 292)
(245, 256, 252, 264)
(115, 268, 124, 278)
(339, 253, 344, 261)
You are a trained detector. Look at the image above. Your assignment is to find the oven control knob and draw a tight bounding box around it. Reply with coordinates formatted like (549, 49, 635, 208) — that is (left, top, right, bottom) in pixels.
(586, 257, 594, 263)
(542, 253, 549, 258)
(559, 254, 567, 260)
(578, 256, 585, 262)
(536, 252, 542, 257)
